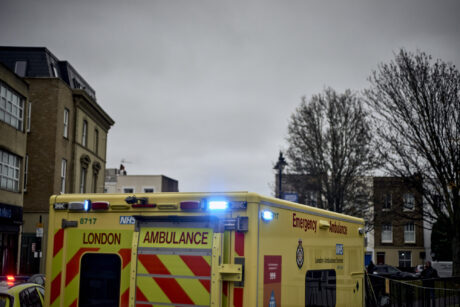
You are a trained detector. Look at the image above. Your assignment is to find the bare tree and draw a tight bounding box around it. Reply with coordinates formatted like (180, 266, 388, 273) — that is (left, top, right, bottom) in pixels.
(366, 49, 460, 274)
(286, 88, 377, 218)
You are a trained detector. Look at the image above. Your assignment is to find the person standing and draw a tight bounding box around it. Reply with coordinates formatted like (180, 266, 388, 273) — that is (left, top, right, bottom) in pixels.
(367, 260, 376, 274)
(421, 261, 438, 306)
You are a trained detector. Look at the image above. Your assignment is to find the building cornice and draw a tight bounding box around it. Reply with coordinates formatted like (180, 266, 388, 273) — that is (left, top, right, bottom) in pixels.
(73, 89, 115, 131)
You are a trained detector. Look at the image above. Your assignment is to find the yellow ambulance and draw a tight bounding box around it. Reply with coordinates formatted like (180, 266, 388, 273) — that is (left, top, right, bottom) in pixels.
(44, 192, 365, 307)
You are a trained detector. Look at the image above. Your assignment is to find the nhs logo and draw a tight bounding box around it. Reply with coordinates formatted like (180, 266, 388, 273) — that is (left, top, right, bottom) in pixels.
(119, 216, 136, 225)
(336, 244, 344, 255)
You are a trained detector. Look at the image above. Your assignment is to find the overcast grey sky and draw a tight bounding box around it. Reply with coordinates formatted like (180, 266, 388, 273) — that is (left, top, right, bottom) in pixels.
(1, 0, 459, 196)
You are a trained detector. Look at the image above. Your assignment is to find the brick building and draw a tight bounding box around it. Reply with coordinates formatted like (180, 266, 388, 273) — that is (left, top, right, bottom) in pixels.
(0, 47, 114, 274)
(0, 63, 29, 275)
(373, 177, 425, 268)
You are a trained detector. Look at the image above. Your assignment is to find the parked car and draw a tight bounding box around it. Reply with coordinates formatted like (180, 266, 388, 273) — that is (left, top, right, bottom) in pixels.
(26, 275, 45, 288)
(373, 264, 417, 280)
(0, 282, 45, 307)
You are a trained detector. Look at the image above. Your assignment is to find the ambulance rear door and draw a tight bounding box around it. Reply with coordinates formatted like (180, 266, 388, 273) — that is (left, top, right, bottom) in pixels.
(132, 216, 223, 307)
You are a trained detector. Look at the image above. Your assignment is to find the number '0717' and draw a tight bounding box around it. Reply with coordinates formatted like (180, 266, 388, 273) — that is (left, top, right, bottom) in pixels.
(80, 218, 97, 224)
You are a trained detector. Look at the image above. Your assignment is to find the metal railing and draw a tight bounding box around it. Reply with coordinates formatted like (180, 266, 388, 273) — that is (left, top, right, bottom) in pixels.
(366, 274, 460, 307)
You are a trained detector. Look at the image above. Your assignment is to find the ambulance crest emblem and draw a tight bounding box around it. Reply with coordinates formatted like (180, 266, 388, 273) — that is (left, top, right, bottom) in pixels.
(296, 239, 304, 268)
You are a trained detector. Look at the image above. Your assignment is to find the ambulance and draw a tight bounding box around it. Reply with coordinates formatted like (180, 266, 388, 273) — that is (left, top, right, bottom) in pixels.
(44, 192, 365, 307)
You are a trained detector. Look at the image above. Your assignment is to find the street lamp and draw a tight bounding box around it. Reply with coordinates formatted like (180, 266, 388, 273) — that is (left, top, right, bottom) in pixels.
(274, 151, 288, 199)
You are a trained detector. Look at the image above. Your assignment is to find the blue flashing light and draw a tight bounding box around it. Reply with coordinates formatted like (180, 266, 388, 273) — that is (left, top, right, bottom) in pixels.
(208, 200, 229, 210)
(84, 200, 91, 211)
(261, 210, 274, 221)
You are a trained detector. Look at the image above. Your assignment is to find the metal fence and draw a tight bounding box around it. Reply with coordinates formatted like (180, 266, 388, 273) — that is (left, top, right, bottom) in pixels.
(366, 274, 460, 307)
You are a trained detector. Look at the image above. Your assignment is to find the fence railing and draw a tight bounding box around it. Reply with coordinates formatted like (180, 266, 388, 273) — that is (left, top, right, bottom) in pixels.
(366, 274, 460, 307)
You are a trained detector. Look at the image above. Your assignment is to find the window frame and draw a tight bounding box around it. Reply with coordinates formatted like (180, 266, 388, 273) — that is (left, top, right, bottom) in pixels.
(82, 120, 88, 147)
(123, 187, 135, 193)
(0, 82, 24, 131)
(80, 166, 87, 193)
(23, 154, 28, 192)
(381, 224, 393, 243)
(382, 193, 392, 211)
(403, 193, 415, 211)
(399, 251, 412, 268)
(404, 222, 416, 243)
(26, 101, 32, 132)
(92, 172, 98, 193)
(0, 149, 21, 192)
(143, 187, 154, 193)
(63, 108, 69, 138)
(61, 159, 67, 194)
(14, 60, 27, 77)
(51, 64, 59, 77)
(94, 129, 99, 155)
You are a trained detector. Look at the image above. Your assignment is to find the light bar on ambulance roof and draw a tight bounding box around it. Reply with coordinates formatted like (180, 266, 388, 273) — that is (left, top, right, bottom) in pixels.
(91, 201, 110, 210)
(54, 203, 68, 210)
(180, 201, 203, 210)
(208, 200, 229, 210)
(131, 203, 157, 208)
(229, 201, 247, 210)
(69, 200, 91, 211)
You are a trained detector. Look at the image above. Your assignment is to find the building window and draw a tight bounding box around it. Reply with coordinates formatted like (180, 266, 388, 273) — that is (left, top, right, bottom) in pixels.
(61, 159, 67, 194)
(73, 78, 81, 89)
(14, 61, 27, 77)
(143, 187, 154, 193)
(63, 108, 69, 138)
(0, 83, 24, 130)
(79, 155, 90, 193)
(399, 251, 411, 268)
(26, 102, 31, 132)
(383, 193, 391, 210)
(82, 120, 88, 146)
(404, 223, 416, 243)
(94, 129, 99, 155)
(0, 150, 20, 192)
(80, 167, 87, 193)
(23, 155, 28, 191)
(381, 224, 392, 243)
(403, 193, 415, 211)
(51, 64, 58, 77)
(92, 173, 98, 193)
(123, 187, 134, 193)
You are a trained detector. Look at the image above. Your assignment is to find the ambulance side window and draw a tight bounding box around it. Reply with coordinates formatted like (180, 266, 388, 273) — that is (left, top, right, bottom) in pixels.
(79, 253, 121, 307)
(305, 269, 336, 307)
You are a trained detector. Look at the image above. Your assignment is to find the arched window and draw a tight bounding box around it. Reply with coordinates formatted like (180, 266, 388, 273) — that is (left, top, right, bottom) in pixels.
(80, 155, 91, 193)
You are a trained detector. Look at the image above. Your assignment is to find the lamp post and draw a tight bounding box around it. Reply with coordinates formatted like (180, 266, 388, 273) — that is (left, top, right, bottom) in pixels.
(274, 151, 288, 199)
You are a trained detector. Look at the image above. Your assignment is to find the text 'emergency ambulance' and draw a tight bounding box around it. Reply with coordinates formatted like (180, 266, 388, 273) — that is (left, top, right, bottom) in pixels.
(292, 213, 317, 233)
(143, 231, 209, 245)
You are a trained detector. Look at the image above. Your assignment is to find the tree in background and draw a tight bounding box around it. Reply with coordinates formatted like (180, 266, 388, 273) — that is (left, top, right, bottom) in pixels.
(366, 49, 460, 274)
(286, 88, 377, 218)
(431, 217, 452, 262)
